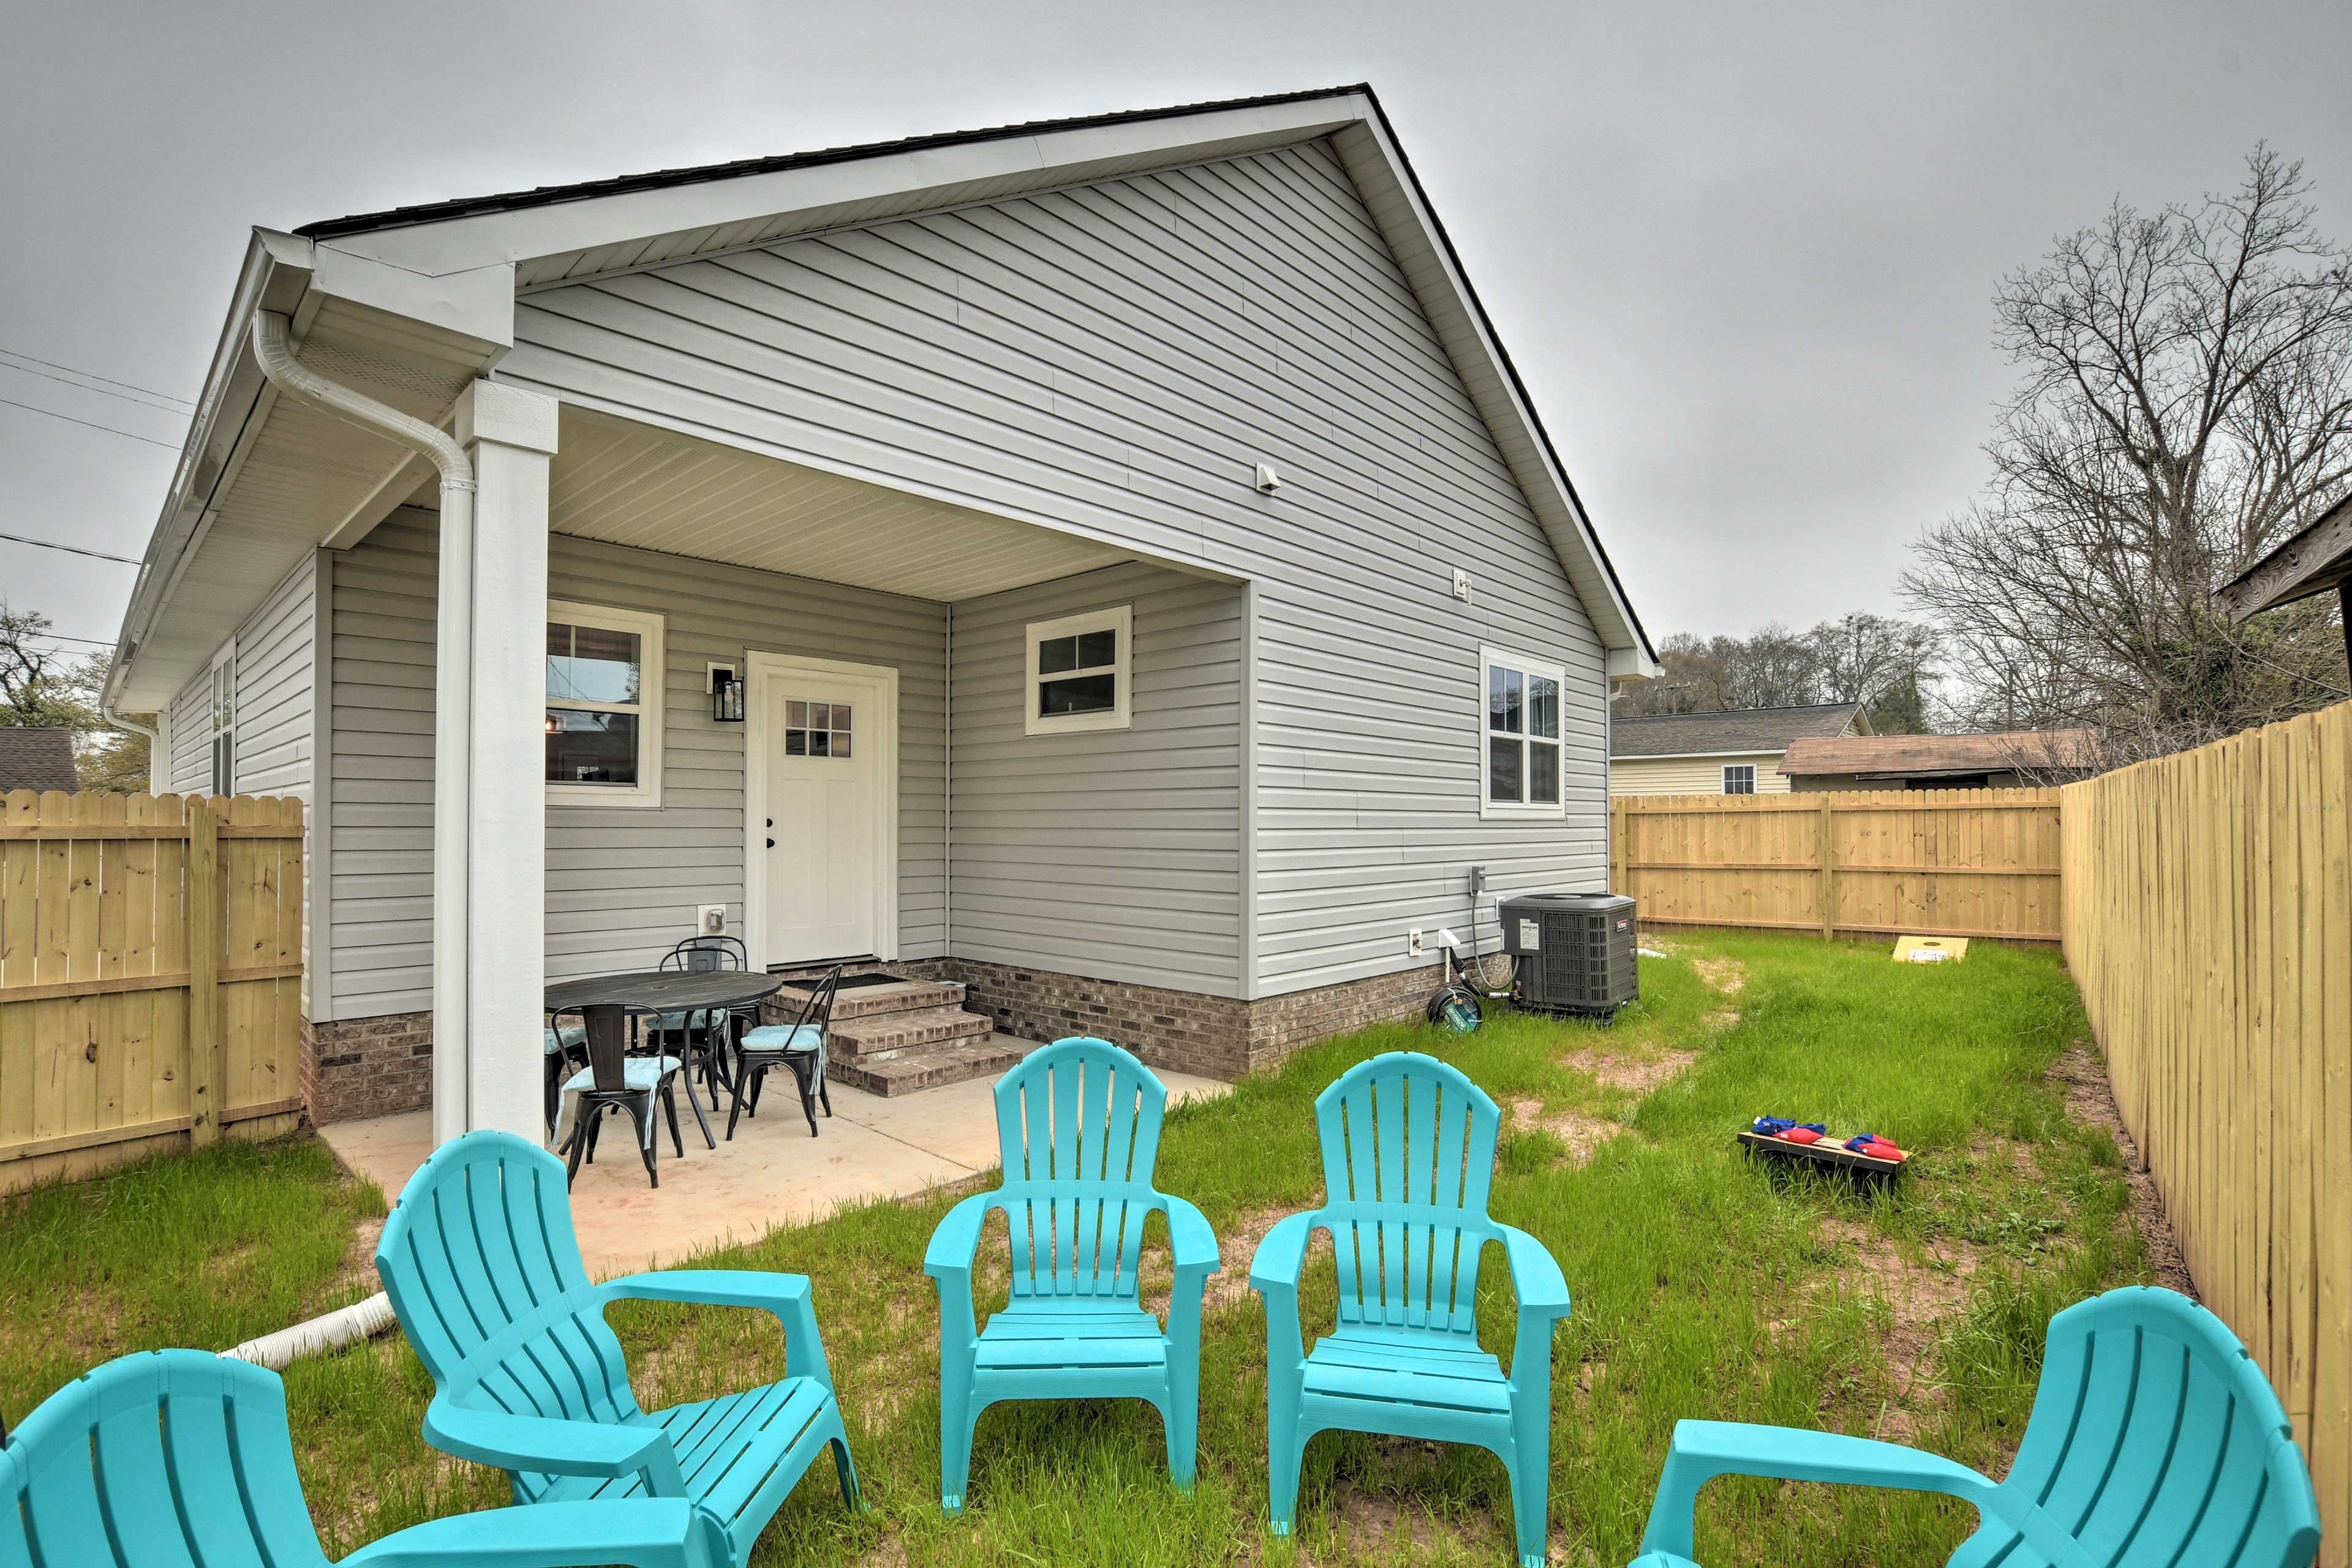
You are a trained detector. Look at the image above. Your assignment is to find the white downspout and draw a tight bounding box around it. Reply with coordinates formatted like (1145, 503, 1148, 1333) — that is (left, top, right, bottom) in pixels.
(100, 699, 162, 787)
(249, 311, 477, 1140)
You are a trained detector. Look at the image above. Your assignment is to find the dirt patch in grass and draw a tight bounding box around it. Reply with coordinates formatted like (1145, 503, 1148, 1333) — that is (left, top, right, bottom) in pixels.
(1815, 1216, 1983, 1443)
(1694, 956, 1747, 995)
(1204, 1205, 1292, 1312)
(1510, 1098, 1618, 1167)
(1559, 1046, 1698, 1096)
(2049, 1045, 2196, 1299)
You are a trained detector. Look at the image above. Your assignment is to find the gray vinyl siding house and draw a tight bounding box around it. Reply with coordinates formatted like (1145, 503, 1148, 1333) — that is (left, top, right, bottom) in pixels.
(111, 87, 1652, 1134)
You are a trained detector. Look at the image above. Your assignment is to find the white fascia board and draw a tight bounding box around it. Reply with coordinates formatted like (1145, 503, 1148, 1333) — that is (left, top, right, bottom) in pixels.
(107, 231, 312, 710)
(1324, 117, 1653, 669)
(318, 99, 1363, 278)
(309, 243, 516, 350)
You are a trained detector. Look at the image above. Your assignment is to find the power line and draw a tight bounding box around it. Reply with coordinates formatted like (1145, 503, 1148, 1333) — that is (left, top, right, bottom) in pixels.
(0, 396, 181, 450)
(0, 360, 194, 417)
(0, 530, 141, 565)
(18, 631, 118, 649)
(0, 347, 193, 408)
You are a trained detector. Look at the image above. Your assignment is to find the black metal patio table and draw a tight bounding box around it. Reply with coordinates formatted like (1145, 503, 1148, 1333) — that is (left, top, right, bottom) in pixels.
(544, 969, 786, 1153)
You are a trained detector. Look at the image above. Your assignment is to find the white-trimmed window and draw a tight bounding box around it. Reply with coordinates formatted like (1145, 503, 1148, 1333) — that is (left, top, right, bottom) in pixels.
(546, 600, 665, 808)
(206, 643, 236, 796)
(1723, 764, 1757, 795)
(1025, 605, 1132, 736)
(1481, 646, 1566, 818)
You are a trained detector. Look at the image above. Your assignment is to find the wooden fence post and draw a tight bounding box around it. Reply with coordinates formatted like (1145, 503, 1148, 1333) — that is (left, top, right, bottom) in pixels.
(1818, 796, 1836, 940)
(1610, 797, 1625, 895)
(186, 800, 219, 1145)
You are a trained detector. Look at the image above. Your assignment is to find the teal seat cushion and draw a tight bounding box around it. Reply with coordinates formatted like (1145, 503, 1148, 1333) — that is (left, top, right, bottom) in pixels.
(544, 1022, 585, 1055)
(655, 1009, 717, 1033)
(563, 1054, 682, 1094)
(741, 1023, 824, 1054)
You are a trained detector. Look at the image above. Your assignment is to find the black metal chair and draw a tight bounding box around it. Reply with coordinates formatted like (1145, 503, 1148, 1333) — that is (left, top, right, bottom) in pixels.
(729, 966, 842, 1139)
(657, 936, 747, 1117)
(555, 1003, 696, 1188)
(541, 1016, 587, 1139)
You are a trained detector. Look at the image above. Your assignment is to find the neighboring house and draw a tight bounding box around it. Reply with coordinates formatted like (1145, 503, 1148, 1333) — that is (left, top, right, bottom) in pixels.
(102, 87, 1654, 1140)
(0, 728, 78, 793)
(1609, 703, 1866, 796)
(1779, 729, 2096, 791)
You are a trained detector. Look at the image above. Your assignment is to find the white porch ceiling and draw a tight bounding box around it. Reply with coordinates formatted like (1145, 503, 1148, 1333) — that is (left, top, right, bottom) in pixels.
(550, 407, 1132, 601)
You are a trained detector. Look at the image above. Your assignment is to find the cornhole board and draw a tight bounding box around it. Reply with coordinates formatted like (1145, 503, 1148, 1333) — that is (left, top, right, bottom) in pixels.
(1893, 935, 1968, 963)
(1736, 1130, 1908, 1183)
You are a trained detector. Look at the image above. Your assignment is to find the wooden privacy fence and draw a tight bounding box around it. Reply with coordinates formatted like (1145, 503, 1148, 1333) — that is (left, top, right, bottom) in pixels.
(2062, 703, 2351, 1564)
(0, 791, 305, 1189)
(1610, 788, 2065, 943)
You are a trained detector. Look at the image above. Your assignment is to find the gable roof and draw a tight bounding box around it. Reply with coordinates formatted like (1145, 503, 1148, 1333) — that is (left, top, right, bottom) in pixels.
(0, 728, 80, 794)
(107, 85, 1653, 714)
(1611, 703, 1863, 760)
(1781, 729, 2096, 778)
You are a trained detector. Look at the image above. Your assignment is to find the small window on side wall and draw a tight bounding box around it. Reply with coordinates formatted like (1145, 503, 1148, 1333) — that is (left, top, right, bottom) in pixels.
(1025, 605, 1131, 736)
(1723, 764, 1757, 795)
(1481, 646, 1567, 818)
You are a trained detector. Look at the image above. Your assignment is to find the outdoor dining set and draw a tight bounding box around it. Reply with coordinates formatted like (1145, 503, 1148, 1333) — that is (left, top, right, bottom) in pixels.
(540, 935, 842, 1187)
(3, 1041, 2324, 1568)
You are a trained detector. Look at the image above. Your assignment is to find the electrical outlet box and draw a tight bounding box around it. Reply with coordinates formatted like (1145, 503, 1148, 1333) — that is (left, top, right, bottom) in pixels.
(1469, 865, 1488, 895)
(696, 905, 726, 936)
(1452, 567, 1472, 603)
(1408, 928, 1425, 957)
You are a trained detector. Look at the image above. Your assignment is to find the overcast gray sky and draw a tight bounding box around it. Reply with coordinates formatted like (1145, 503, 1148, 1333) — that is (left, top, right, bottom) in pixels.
(4, 0, 2348, 665)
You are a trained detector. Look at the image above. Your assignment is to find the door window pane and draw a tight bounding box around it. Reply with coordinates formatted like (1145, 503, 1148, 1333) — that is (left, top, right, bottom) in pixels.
(1040, 673, 1118, 717)
(1488, 666, 1523, 733)
(1488, 734, 1523, 802)
(785, 698, 856, 760)
(1529, 741, 1559, 803)
(546, 709, 639, 785)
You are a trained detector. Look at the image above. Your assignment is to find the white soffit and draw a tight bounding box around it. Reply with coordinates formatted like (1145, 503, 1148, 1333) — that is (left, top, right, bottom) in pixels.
(552, 408, 1133, 601)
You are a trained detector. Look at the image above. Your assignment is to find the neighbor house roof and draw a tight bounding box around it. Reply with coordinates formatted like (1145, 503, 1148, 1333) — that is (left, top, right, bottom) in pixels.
(1781, 729, 2096, 779)
(1611, 703, 1863, 760)
(107, 83, 1653, 712)
(0, 728, 79, 794)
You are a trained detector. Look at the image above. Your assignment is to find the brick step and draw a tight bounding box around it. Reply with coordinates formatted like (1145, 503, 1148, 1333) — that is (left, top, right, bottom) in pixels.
(827, 1035, 1028, 1096)
(766, 978, 965, 1023)
(827, 1003, 993, 1062)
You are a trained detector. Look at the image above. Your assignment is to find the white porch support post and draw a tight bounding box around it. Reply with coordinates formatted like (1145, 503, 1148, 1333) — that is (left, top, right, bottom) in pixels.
(432, 382, 557, 1143)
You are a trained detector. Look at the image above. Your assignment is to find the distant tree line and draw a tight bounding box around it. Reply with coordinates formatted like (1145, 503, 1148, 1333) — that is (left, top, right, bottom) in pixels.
(0, 601, 148, 791)
(1612, 612, 1942, 734)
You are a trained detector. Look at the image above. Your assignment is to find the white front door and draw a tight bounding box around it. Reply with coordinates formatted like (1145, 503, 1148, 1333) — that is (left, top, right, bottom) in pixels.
(752, 658, 895, 967)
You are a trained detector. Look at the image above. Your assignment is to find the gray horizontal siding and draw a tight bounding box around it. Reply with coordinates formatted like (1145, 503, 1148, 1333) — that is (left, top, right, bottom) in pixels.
(500, 137, 1608, 1001)
(165, 669, 211, 794)
(325, 507, 946, 1020)
(949, 564, 1242, 995)
(232, 561, 314, 800)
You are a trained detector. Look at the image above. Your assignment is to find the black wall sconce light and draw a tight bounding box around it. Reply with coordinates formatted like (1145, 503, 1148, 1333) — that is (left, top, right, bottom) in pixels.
(707, 662, 745, 723)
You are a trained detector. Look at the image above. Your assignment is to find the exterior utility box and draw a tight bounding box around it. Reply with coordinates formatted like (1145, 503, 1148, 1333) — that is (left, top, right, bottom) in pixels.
(1501, 892, 1640, 1017)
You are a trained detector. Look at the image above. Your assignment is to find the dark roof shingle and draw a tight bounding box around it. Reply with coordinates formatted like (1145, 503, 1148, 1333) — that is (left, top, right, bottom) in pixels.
(0, 728, 80, 793)
(1780, 729, 2095, 778)
(1610, 703, 1861, 760)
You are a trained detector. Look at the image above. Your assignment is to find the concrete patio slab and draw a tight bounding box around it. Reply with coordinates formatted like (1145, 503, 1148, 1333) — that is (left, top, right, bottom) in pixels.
(317, 1036, 1230, 1280)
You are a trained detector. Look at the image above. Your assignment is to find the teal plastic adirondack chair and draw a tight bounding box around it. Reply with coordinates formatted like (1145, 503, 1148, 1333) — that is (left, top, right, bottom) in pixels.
(923, 1038, 1219, 1511)
(1250, 1051, 1571, 1568)
(375, 1131, 861, 1568)
(1630, 1286, 2323, 1568)
(0, 1348, 729, 1568)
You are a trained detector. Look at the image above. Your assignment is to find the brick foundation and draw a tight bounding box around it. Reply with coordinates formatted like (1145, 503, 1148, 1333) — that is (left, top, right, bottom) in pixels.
(297, 958, 1446, 1122)
(907, 956, 1444, 1081)
(301, 1011, 434, 1125)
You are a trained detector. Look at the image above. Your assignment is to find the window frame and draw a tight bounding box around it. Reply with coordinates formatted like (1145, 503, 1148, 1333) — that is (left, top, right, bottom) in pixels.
(1023, 605, 1133, 737)
(206, 640, 236, 797)
(1722, 764, 1758, 796)
(1479, 646, 1569, 821)
(545, 599, 666, 809)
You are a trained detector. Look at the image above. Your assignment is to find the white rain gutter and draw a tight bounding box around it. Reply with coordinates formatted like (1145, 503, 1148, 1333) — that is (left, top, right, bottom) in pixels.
(222, 1290, 398, 1370)
(248, 311, 477, 1137)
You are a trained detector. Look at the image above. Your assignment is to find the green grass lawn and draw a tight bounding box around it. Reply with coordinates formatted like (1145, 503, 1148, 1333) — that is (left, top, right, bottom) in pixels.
(0, 931, 2152, 1567)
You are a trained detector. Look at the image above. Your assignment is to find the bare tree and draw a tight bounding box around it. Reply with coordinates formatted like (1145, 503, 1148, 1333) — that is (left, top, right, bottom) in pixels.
(1905, 145, 2352, 764)
(1614, 611, 1941, 725)
(0, 600, 148, 789)
(1808, 612, 1942, 731)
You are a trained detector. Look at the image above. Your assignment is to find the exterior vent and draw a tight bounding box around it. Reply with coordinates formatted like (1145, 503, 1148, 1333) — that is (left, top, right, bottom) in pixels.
(1501, 892, 1638, 1017)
